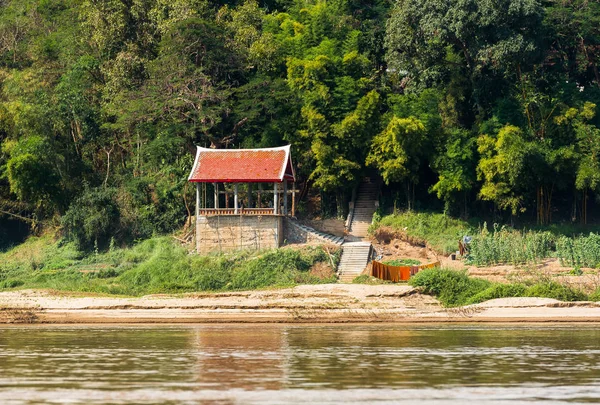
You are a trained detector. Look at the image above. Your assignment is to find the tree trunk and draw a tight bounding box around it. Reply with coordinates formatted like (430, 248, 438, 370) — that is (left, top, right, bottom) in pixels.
(336, 191, 345, 220)
(537, 184, 553, 225)
(582, 188, 588, 225)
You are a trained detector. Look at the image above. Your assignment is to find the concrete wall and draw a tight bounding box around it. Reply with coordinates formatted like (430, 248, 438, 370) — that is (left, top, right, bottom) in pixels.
(304, 218, 345, 237)
(196, 215, 282, 254)
(283, 218, 332, 245)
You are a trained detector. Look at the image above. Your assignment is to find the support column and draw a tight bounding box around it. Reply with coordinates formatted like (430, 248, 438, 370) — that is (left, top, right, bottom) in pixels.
(213, 183, 219, 209)
(291, 182, 296, 217)
(283, 180, 288, 216)
(234, 183, 239, 214)
(257, 184, 262, 208)
(196, 183, 200, 218)
(248, 183, 254, 208)
(274, 183, 279, 215)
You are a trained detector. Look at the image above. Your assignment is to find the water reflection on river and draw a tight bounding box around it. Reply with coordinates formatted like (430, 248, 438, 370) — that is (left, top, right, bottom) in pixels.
(1, 324, 600, 404)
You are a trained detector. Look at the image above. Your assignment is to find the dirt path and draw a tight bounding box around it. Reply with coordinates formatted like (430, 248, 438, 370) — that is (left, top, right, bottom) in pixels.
(2, 286, 600, 324)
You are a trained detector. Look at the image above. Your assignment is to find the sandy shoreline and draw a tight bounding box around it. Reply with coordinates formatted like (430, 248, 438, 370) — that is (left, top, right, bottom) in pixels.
(1, 285, 600, 324)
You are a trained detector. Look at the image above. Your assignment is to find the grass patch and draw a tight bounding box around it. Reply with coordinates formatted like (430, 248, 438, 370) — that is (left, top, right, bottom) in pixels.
(0, 235, 339, 296)
(383, 258, 421, 266)
(409, 268, 589, 307)
(370, 211, 471, 255)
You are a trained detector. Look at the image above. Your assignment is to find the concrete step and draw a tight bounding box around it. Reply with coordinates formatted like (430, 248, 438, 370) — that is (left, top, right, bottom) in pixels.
(287, 219, 344, 246)
(336, 242, 372, 282)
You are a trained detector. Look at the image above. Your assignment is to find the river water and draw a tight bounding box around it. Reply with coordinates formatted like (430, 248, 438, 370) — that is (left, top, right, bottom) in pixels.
(1, 324, 600, 404)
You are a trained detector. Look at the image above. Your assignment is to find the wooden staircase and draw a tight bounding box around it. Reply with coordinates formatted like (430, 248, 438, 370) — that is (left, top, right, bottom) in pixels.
(337, 242, 372, 283)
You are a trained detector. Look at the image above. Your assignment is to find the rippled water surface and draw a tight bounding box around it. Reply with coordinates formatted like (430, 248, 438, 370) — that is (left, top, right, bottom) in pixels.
(1, 324, 600, 404)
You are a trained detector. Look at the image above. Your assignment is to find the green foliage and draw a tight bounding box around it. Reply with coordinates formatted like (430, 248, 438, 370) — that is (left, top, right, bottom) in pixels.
(476, 126, 528, 215)
(61, 187, 122, 251)
(409, 269, 491, 307)
(372, 211, 471, 255)
(465, 283, 528, 305)
(229, 247, 330, 289)
(385, 0, 542, 108)
(410, 268, 588, 307)
(383, 258, 420, 266)
(352, 274, 387, 284)
(524, 281, 587, 302)
(430, 128, 476, 213)
(468, 224, 554, 266)
(556, 233, 600, 268)
(1, 0, 600, 249)
(366, 117, 425, 185)
(2, 135, 65, 212)
(0, 235, 337, 295)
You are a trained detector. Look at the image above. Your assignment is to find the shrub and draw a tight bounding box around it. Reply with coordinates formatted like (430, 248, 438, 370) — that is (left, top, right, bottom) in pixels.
(190, 256, 232, 291)
(228, 248, 325, 290)
(409, 268, 491, 307)
(410, 269, 589, 306)
(62, 186, 122, 251)
(465, 283, 528, 305)
(524, 281, 587, 302)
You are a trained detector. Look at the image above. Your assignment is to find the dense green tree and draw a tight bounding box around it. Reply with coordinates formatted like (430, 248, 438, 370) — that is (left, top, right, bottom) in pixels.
(2, 0, 600, 248)
(476, 125, 528, 216)
(385, 0, 543, 121)
(366, 116, 425, 209)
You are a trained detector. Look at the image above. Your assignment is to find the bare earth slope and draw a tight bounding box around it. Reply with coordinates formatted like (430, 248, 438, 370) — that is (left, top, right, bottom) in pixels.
(2, 286, 600, 324)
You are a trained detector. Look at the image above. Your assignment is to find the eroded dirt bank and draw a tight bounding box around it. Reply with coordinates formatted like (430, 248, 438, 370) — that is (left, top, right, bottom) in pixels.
(1, 285, 600, 324)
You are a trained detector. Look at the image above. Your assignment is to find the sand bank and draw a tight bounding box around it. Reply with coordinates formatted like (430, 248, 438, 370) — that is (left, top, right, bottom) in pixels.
(1, 285, 600, 324)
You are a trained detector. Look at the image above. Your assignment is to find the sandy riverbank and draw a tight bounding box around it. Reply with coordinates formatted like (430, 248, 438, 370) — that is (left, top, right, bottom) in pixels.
(1, 285, 600, 324)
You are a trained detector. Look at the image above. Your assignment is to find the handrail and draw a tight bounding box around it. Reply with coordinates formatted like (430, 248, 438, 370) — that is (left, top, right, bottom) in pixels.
(198, 208, 277, 216)
(345, 185, 358, 231)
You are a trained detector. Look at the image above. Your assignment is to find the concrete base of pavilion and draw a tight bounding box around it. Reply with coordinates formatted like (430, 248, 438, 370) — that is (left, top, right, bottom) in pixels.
(196, 215, 283, 254)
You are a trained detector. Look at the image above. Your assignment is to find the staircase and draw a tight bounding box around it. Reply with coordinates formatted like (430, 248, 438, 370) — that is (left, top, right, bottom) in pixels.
(347, 178, 379, 241)
(286, 219, 345, 245)
(337, 242, 373, 283)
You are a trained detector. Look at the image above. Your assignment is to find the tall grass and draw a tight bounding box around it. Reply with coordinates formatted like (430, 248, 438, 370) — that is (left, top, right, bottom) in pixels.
(410, 268, 588, 307)
(556, 233, 600, 268)
(468, 224, 554, 266)
(0, 235, 338, 295)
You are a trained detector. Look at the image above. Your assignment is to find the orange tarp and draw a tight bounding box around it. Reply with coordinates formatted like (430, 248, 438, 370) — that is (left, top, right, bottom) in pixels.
(371, 262, 411, 281)
(371, 261, 441, 282)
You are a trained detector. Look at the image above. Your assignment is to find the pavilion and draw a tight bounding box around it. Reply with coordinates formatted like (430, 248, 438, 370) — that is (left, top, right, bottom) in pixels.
(188, 145, 296, 253)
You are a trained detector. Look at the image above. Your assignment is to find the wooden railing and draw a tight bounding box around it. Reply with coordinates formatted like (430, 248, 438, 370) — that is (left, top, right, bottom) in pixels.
(198, 208, 276, 216)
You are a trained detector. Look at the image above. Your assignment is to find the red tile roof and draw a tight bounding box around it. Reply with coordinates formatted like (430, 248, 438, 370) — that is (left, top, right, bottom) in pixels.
(188, 145, 295, 183)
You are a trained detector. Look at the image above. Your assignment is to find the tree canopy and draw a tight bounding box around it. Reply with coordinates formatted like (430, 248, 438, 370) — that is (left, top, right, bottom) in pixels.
(1, 0, 600, 249)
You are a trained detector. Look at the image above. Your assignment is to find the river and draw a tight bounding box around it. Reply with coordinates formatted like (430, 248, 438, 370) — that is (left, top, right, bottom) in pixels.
(1, 324, 599, 404)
